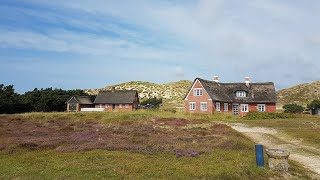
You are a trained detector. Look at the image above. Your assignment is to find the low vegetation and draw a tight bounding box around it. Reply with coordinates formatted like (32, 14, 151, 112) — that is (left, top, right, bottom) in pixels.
(244, 112, 295, 120)
(1, 111, 316, 179)
(283, 103, 304, 113)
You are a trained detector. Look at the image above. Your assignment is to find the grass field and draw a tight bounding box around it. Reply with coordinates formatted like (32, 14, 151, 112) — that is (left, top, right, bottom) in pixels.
(0, 111, 317, 179)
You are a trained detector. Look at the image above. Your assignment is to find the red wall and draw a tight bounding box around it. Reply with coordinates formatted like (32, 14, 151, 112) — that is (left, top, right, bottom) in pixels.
(239, 103, 276, 116)
(184, 80, 214, 114)
(95, 103, 135, 111)
(184, 80, 276, 115)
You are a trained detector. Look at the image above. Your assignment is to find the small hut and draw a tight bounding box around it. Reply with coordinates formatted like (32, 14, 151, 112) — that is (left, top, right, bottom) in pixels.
(66, 96, 94, 112)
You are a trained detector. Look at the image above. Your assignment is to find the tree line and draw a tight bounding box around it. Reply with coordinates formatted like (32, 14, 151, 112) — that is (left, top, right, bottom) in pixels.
(0, 84, 93, 114)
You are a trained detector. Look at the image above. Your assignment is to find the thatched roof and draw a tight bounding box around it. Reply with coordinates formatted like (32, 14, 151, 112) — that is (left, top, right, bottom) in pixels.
(94, 90, 138, 104)
(186, 78, 277, 103)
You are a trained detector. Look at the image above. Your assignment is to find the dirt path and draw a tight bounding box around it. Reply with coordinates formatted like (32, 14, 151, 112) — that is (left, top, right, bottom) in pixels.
(230, 123, 320, 177)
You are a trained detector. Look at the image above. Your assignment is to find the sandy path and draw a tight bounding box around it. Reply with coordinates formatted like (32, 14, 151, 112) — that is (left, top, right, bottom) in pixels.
(230, 123, 320, 177)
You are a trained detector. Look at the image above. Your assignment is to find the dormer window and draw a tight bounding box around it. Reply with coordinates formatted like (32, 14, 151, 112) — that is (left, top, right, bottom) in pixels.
(236, 91, 247, 97)
(193, 88, 203, 96)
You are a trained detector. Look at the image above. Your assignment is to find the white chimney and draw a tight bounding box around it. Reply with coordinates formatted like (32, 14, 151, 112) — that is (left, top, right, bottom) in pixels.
(245, 77, 250, 86)
(213, 75, 219, 82)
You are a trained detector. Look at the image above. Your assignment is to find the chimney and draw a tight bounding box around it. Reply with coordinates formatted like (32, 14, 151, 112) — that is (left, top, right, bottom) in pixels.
(245, 77, 250, 86)
(213, 75, 219, 82)
(111, 87, 115, 92)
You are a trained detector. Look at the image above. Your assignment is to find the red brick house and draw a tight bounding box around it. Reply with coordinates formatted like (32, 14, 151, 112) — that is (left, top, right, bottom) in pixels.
(66, 96, 94, 112)
(93, 88, 139, 111)
(184, 76, 277, 116)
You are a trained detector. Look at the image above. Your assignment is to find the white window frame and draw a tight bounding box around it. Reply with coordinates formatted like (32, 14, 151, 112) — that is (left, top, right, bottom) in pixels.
(99, 104, 102, 108)
(193, 88, 203, 96)
(241, 104, 249, 112)
(236, 91, 247, 97)
(119, 104, 122, 108)
(224, 103, 228, 112)
(216, 102, 220, 112)
(105, 104, 109, 108)
(125, 104, 129, 108)
(189, 102, 196, 110)
(257, 104, 266, 112)
(200, 102, 208, 111)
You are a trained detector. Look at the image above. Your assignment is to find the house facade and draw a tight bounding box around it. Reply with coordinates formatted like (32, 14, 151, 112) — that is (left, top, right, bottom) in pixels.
(184, 76, 277, 116)
(66, 96, 94, 112)
(93, 88, 139, 111)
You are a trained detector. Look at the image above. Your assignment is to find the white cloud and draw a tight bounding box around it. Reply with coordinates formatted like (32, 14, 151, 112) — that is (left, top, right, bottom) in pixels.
(174, 66, 184, 77)
(1, 0, 320, 90)
(0, 29, 190, 62)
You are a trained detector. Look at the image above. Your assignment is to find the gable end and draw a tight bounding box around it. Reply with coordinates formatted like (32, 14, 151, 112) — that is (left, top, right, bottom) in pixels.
(66, 96, 79, 104)
(184, 79, 212, 100)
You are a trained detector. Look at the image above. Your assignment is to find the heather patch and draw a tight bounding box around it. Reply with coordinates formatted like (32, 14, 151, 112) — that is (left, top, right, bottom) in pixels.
(0, 116, 249, 156)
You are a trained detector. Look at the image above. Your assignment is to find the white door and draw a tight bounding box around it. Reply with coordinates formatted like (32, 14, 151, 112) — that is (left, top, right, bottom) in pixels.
(233, 104, 239, 115)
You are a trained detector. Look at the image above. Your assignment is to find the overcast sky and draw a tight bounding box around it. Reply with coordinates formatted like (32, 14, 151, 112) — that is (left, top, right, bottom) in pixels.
(1, 0, 319, 93)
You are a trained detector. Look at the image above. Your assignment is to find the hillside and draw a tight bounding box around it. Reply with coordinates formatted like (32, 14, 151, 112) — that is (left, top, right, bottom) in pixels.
(277, 81, 320, 108)
(85, 80, 193, 110)
(86, 80, 320, 110)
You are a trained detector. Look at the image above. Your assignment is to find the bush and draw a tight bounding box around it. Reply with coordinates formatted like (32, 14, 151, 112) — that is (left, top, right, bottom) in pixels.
(283, 104, 304, 113)
(307, 100, 320, 109)
(140, 97, 162, 109)
(244, 112, 294, 120)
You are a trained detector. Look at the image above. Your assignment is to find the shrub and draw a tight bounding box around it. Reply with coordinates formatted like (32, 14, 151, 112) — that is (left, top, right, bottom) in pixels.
(283, 104, 304, 113)
(307, 100, 320, 109)
(140, 97, 162, 109)
(244, 112, 294, 120)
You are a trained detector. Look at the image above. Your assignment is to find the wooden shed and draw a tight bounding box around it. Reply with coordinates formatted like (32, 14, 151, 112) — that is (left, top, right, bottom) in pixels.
(66, 96, 94, 112)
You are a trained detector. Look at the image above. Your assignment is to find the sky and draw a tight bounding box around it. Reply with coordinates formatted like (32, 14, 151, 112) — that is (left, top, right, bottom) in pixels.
(0, 0, 320, 93)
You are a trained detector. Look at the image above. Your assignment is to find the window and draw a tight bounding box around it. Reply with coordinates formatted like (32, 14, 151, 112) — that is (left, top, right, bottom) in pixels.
(105, 104, 109, 108)
(125, 104, 129, 108)
(215, 102, 220, 111)
(200, 102, 207, 111)
(236, 91, 247, 97)
(119, 104, 122, 108)
(189, 102, 196, 110)
(241, 104, 249, 112)
(224, 103, 228, 112)
(99, 104, 102, 108)
(257, 104, 266, 112)
(193, 88, 203, 96)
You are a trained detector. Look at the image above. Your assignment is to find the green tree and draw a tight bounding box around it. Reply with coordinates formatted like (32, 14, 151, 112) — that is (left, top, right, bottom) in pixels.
(22, 88, 89, 112)
(141, 97, 163, 108)
(283, 103, 304, 113)
(0, 83, 92, 113)
(307, 100, 320, 110)
(0, 84, 27, 113)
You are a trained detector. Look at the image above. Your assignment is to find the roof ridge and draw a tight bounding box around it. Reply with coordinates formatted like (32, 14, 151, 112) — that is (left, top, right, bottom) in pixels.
(193, 77, 276, 103)
(197, 78, 273, 84)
